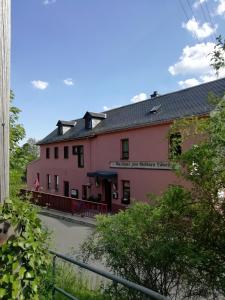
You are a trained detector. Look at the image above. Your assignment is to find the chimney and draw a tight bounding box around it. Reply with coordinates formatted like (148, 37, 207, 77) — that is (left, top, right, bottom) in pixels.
(150, 91, 159, 99)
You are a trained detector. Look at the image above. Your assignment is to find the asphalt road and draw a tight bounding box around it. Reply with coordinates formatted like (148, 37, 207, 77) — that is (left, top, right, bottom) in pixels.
(39, 214, 94, 256)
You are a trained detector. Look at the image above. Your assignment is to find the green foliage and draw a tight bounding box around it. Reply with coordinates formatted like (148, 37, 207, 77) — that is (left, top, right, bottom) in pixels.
(82, 95, 225, 299)
(0, 91, 49, 299)
(10, 92, 39, 173)
(210, 35, 225, 74)
(0, 198, 50, 299)
(41, 261, 111, 300)
(9, 91, 26, 169)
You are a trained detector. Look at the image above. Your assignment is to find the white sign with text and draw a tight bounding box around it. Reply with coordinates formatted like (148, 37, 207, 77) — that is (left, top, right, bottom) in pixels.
(110, 161, 171, 170)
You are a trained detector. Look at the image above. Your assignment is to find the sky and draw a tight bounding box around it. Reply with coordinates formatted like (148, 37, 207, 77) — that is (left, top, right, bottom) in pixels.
(11, 0, 225, 142)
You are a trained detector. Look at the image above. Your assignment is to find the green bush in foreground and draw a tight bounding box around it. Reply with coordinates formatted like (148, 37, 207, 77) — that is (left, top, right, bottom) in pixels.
(0, 198, 50, 300)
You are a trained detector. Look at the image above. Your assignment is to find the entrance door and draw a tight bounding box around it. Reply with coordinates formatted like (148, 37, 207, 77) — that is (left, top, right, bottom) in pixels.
(64, 181, 69, 197)
(104, 180, 112, 211)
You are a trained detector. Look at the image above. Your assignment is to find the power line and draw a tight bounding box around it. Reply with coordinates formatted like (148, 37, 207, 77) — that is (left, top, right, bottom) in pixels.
(204, 1, 218, 41)
(198, 1, 215, 42)
(186, 0, 195, 17)
(178, 0, 201, 42)
(178, 0, 190, 23)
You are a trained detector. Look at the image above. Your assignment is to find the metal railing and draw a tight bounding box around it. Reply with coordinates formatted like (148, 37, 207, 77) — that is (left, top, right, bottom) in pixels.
(50, 250, 170, 300)
(20, 189, 108, 217)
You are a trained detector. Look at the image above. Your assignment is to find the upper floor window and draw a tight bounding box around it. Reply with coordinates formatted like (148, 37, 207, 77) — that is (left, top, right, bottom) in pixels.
(64, 146, 69, 159)
(47, 174, 51, 190)
(54, 147, 59, 159)
(54, 175, 59, 191)
(122, 180, 130, 204)
(73, 145, 84, 168)
(78, 146, 84, 168)
(121, 139, 129, 160)
(169, 133, 182, 159)
(46, 148, 50, 159)
(85, 118, 92, 130)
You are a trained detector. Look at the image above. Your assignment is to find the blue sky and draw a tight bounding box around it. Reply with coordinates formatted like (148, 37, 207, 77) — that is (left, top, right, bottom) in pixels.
(12, 0, 225, 141)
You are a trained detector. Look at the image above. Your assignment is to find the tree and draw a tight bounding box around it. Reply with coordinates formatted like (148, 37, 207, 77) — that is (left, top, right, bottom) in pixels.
(9, 91, 26, 170)
(9, 93, 40, 191)
(81, 94, 225, 299)
(211, 35, 225, 75)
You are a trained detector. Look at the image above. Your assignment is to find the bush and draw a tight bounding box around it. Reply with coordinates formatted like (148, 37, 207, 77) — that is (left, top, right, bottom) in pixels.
(81, 185, 225, 299)
(0, 197, 50, 299)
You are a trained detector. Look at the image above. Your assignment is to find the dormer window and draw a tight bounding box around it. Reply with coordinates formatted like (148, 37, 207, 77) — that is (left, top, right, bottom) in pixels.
(83, 112, 107, 130)
(85, 118, 92, 130)
(56, 120, 76, 136)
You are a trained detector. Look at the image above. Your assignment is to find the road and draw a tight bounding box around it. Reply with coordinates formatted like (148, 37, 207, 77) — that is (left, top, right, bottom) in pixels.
(39, 214, 94, 256)
(39, 214, 108, 289)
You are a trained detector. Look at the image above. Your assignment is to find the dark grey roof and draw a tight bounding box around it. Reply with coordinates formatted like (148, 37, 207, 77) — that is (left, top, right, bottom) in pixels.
(38, 77, 225, 145)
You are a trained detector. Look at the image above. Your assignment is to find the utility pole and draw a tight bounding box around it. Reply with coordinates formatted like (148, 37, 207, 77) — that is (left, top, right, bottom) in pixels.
(0, 0, 10, 203)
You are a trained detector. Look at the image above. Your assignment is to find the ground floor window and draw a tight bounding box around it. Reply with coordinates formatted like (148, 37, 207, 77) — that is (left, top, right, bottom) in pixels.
(64, 181, 69, 197)
(71, 189, 79, 198)
(54, 175, 59, 191)
(122, 180, 130, 204)
(82, 185, 88, 200)
(47, 174, 51, 190)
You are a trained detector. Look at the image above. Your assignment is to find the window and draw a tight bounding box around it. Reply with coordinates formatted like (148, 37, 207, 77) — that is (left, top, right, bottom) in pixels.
(71, 189, 79, 198)
(78, 146, 84, 167)
(64, 146, 69, 159)
(47, 174, 51, 190)
(85, 118, 92, 130)
(122, 181, 130, 204)
(46, 148, 50, 159)
(121, 139, 129, 160)
(54, 175, 59, 191)
(72, 145, 84, 167)
(54, 147, 59, 159)
(58, 126, 63, 135)
(169, 133, 182, 158)
(82, 185, 88, 200)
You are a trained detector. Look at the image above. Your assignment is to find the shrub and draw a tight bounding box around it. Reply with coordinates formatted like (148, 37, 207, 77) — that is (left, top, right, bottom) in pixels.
(0, 197, 50, 299)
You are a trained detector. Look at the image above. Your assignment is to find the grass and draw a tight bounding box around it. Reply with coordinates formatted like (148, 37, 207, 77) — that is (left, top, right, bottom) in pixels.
(40, 260, 112, 300)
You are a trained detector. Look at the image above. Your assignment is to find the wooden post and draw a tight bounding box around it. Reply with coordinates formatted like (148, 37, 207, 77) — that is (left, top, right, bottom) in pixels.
(0, 0, 10, 203)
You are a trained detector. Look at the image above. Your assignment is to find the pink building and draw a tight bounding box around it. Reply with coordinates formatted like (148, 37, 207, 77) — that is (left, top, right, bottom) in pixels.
(27, 78, 225, 212)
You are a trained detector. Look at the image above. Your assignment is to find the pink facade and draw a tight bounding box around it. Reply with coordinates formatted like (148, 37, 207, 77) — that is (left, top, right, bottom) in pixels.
(27, 122, 184, 212)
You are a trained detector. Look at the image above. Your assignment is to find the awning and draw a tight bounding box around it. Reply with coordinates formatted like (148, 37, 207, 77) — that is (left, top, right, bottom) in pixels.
(87, 170, 117, 179)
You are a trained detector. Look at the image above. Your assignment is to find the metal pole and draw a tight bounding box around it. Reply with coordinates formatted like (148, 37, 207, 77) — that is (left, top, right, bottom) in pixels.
(0, 0, 10, 203)
(52, 255, 56, 300)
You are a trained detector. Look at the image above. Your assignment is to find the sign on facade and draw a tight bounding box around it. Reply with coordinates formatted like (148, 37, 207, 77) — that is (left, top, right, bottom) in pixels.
(110, 161, 171, 170)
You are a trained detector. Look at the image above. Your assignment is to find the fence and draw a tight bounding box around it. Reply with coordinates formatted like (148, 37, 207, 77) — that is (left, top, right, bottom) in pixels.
(50, 250, 170, 300)
(20, 189, 108, 218)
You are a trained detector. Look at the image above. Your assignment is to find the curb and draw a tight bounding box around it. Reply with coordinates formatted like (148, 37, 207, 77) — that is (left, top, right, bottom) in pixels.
(39, 210, 96, 227)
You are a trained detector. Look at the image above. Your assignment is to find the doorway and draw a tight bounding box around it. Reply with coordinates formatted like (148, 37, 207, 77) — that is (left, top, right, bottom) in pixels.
(64, 181, 69, 197)
(104, 180, 112, 211)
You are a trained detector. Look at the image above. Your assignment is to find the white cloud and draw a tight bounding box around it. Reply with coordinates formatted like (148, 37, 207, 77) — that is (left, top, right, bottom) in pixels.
(193, 0, 207, 9)
(216, 0, 225, 16)
(31, 80, 49, 90)
(130, 93, 147, 103)
(63, 78, 74, 86)
(169, 42, 225, 88)
(43, 0, 56, 5)
(102, 105, 119, 111)
(182, 17, 217, 39)
(178, 78, 200, 88)
(168, 42, 215, 76)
